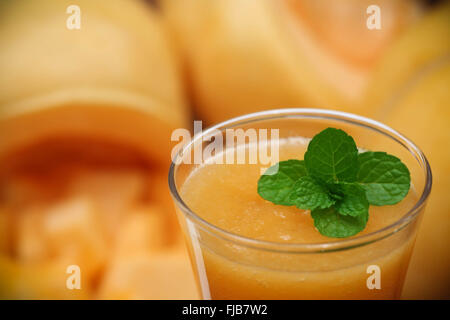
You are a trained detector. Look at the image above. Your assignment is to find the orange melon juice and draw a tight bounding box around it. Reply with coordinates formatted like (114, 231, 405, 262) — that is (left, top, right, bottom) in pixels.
(170, 110, 430, 300)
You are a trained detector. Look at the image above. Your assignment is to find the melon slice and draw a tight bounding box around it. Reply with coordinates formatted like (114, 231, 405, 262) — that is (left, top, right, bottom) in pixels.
(0, 0, 189, 164)
(114, 206, 170, 258)
(381, 60, 450, 300)
(361, 6, 450, 298)
(68, 168, 147, 237)
(16, 207, 50, 263)
(42, 197, 109, 278)
(0, 255, 90, 299)
(15, 197, 109, 287)
(285, 0, 422, 69)
(162, 0, 421, 123)
(148, 169, 183, 245)
(364, 2, 450, 117)
(97, 250, 199, 300)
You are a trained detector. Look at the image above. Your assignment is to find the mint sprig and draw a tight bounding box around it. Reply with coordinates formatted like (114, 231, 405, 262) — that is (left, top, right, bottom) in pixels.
(258, 128, 411, 238)
(357, 152, 411, 206)
(304, 128, 359, 183)
(257, 160, 307, 206)
(311, 206, 369, 238)
(288, 176, 335, 210)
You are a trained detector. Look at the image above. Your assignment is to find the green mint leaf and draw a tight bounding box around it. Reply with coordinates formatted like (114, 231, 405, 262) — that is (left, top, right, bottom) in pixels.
(304, 128, 359, 184)
(333, 183, 369, 217)
(288, 176, 335, 210)
(357, 151, 411, 206)
(258, 160, 307, 205)
(256, 128, 413, 239)
(311, 206, 368, 238)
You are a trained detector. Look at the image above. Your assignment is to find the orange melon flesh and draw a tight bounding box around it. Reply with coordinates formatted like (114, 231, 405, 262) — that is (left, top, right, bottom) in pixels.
(0, 0, 189, 164)
(162, 0, 421, 123)
(0, 0, 197, 300)
(383, 61, 450, 299)
(364, 3, 450, 299)
(0, 138, 201, 299)
(285, 0, 422, 69)
(364, 2, 450, 119)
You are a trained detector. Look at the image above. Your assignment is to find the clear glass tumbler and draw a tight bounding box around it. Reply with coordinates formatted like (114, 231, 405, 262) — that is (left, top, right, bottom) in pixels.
(169, 109, 432, 300)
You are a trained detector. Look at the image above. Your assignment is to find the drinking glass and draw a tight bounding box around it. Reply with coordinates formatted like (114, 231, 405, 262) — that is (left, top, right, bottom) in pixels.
(169, 109, 432, 299)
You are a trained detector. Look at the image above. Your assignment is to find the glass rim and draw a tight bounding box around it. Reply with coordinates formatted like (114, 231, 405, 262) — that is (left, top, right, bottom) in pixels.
(168, 108, 432, 254)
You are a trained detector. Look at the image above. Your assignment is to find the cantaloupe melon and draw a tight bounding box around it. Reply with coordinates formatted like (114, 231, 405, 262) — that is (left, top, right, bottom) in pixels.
(364, 2, 450, 118)
(381, 60, 450, 300)
(97, 251, 199, 300)
(162, 0, 421, 124)
(114, 206, 170, 257)
(0, 255, 91, 299)
(68, 168, 148, 238)
(0, 0, 189, 164)
(0, 0, 192, 300)
(362, 3, 450, 299)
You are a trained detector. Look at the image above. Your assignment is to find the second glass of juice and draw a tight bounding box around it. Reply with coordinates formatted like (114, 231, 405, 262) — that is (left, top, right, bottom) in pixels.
(169, 109, 431, 299)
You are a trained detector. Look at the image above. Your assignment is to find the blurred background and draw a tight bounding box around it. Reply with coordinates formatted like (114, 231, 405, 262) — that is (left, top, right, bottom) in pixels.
(0, 0, 448, 299)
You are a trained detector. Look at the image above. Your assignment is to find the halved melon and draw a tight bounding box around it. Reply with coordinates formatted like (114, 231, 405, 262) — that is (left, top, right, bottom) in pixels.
(0, 0, 189, 164)
(0, 0, 191, 300)
(381, 60, 450, 300)
(364, 2, 450, 117)
(361, 4, 450, 298)
(162, 0, 421, 123)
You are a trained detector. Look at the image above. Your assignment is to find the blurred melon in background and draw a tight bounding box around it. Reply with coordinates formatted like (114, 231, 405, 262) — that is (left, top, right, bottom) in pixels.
(161, 0, 423, 123)
(0, 0, 198, 299)
(0, 0, 188, 162)
(364, 2, 450, 299)
(384, 58, 450, 300)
